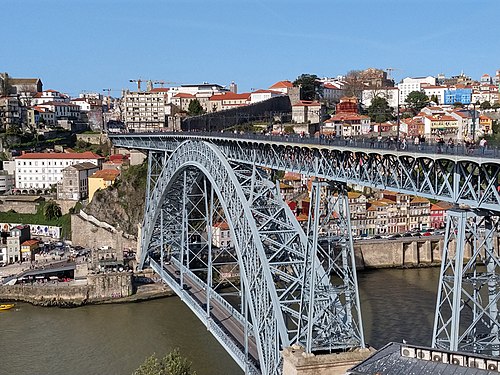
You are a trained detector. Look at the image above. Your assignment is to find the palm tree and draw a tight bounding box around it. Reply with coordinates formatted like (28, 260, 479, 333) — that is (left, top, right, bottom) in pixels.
(44, 200, 62, 220)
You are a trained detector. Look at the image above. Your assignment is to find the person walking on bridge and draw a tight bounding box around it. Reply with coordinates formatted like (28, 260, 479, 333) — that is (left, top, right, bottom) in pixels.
(480, 138, 487, 155)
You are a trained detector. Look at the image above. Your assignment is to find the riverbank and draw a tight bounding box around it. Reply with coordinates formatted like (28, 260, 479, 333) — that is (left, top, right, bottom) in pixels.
(0, 272, 174, 307)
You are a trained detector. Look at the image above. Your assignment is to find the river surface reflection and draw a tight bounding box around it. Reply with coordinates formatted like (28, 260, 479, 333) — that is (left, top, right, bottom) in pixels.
(0, 267, 441, 375)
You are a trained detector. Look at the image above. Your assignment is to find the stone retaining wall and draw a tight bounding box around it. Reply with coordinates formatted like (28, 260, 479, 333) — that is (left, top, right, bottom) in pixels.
(71, 213, 137, 252)
(0, 272, 133, 307)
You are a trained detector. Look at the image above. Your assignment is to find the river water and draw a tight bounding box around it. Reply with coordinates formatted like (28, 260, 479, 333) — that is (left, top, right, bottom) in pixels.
(0, 267, 441, 375)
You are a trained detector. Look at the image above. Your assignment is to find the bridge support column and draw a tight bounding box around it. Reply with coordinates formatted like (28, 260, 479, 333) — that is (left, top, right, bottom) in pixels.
(300, 180, 365, 352)
(432, 209, 500, 355)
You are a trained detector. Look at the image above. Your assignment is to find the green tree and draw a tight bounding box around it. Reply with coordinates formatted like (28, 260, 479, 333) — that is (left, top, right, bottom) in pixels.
(405, 91, 429, 115)
(453, 102, 463, 108)
(187, 99, 205, 116)
(43, 200, 62, 220)
(293, 74, 322, 101)
(492, 102, 500, 111)
(429, 94, 439, 104)
(367, 96, 394, 123)
(480, 100, 491, 110)
(133, 349, 196, 375)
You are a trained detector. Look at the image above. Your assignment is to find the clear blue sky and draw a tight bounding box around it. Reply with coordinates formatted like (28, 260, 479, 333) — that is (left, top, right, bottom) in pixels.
(2, 0, 499, 97)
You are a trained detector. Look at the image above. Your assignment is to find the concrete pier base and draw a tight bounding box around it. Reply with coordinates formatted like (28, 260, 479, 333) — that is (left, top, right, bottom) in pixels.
(282, 345, 373, 375)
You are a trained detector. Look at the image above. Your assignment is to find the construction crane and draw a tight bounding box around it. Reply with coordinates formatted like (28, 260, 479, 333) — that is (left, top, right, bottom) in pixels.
(129, 79, 143, 91)
(153, 80, 179, 88)
(385, 67, 402, 81)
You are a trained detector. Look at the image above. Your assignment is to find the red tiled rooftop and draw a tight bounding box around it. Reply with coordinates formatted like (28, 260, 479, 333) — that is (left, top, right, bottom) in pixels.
(89, 169, 120, 180)
(269, 80, 293, 89)
(17, 151, 103, 160)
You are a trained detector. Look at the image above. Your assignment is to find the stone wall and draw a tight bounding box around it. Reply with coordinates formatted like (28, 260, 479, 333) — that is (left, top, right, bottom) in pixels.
(56, 199, 78, 215)
(0, 199, 40, 214)
(0, 272, 132, 306)
(352, 236, 489, 269)
(282, 345, 373, 375)
(71, 213, 137, 253)
(76, 133, 109, 145)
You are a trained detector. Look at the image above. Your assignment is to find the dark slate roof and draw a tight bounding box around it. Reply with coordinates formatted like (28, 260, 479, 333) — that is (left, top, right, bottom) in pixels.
(348, 342, 499, 375)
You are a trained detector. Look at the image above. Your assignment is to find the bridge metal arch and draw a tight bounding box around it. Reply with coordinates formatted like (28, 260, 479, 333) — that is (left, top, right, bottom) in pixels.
(141, 140, 298, 374)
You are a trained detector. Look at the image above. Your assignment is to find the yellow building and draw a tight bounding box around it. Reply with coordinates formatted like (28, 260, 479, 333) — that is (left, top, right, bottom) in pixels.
(21, 239, 39, 262)
(88, 169, 120, 202)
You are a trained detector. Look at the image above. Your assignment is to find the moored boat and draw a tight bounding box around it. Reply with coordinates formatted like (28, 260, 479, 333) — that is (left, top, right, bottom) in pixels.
(0, 303, 15, 311)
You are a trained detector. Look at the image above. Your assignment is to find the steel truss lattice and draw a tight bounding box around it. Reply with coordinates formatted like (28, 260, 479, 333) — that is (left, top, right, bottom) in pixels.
(140, 140, 364, 375)
(110, 134, 500, 211)
(432, 209, 500, 355)
(300, 179, 365, 352)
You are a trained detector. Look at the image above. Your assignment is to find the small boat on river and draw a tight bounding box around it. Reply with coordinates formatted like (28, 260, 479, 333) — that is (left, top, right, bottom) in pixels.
(0, 303, 15, 311)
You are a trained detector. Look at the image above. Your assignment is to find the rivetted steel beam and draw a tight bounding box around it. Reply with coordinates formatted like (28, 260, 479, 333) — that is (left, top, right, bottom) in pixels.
(110, 134, 500, 211)
(432, 209, 500, 355)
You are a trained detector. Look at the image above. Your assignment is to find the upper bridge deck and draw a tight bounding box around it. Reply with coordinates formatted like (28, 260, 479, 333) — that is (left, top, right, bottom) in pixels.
(110, 132, 500, 211)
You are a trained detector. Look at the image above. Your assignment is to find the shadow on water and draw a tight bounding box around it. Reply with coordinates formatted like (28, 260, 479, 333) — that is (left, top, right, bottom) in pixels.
(358, 267, 441, 349)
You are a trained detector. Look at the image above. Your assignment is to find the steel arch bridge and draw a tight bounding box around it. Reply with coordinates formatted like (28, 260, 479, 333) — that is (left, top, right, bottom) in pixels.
(110, 132, 500, 373)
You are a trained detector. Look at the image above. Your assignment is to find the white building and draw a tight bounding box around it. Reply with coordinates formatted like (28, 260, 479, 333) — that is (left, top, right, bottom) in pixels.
(361, 87, 399, 109)
(166, 84, 228, 102)
(421, 85, 447, 105)
(398, 76, 436, 103)
(15, 151, 103, 190)
(212, 222, 232, 249)
(268, 80, 294, 95)
(0, 171, 14, 193)
(70, 98, 92, 111)
(249, 89, 284, 104)
(122, 88, 170, 132)
(0, 246, 7, 266)
(208, 92, 251, 112)
(32, 89, 69, 105)
(36, 101, 80, 120)
(322, 82, 344, 102)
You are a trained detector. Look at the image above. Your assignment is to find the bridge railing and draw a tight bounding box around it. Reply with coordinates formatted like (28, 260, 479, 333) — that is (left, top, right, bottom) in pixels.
(150, 259, 260, 374)
(111, 131, 500, 159)
(169, 257, 250, 329)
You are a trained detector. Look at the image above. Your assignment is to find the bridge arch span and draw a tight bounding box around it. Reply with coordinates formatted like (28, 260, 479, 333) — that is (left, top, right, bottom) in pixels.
(141, 140, 313, 374)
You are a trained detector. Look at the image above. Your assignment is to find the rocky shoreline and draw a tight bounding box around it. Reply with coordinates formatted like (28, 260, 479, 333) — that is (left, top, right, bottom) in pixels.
(0, 273, 173, 308)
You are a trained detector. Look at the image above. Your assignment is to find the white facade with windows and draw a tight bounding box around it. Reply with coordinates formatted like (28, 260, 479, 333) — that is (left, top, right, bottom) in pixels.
(421, 85, 447, 105)
(15, 152, 103, 190)
(397, 76, 436, 103)
(361, 87, 399, 109)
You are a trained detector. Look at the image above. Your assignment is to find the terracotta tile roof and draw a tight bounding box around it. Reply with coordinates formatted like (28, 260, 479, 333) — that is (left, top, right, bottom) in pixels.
(213, 221, 229, 230)
(410, 196, 430, 204)
(22, 239, 39, 246)
(89, 169, 120, 181)
(327, 113, 370, 121)
(149, 88, 170, 93)
(292, 100, 321, 107)
(283, 172, 302, 181)
(38, 101, 79, 107)
(269, 80, 293, 89)
(251, 89, 282, 95)
(209, 92, 251, 101)
(173, 93, 195, 98)
(17, 151, 103, 160)
(348, 192, 362, 199)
